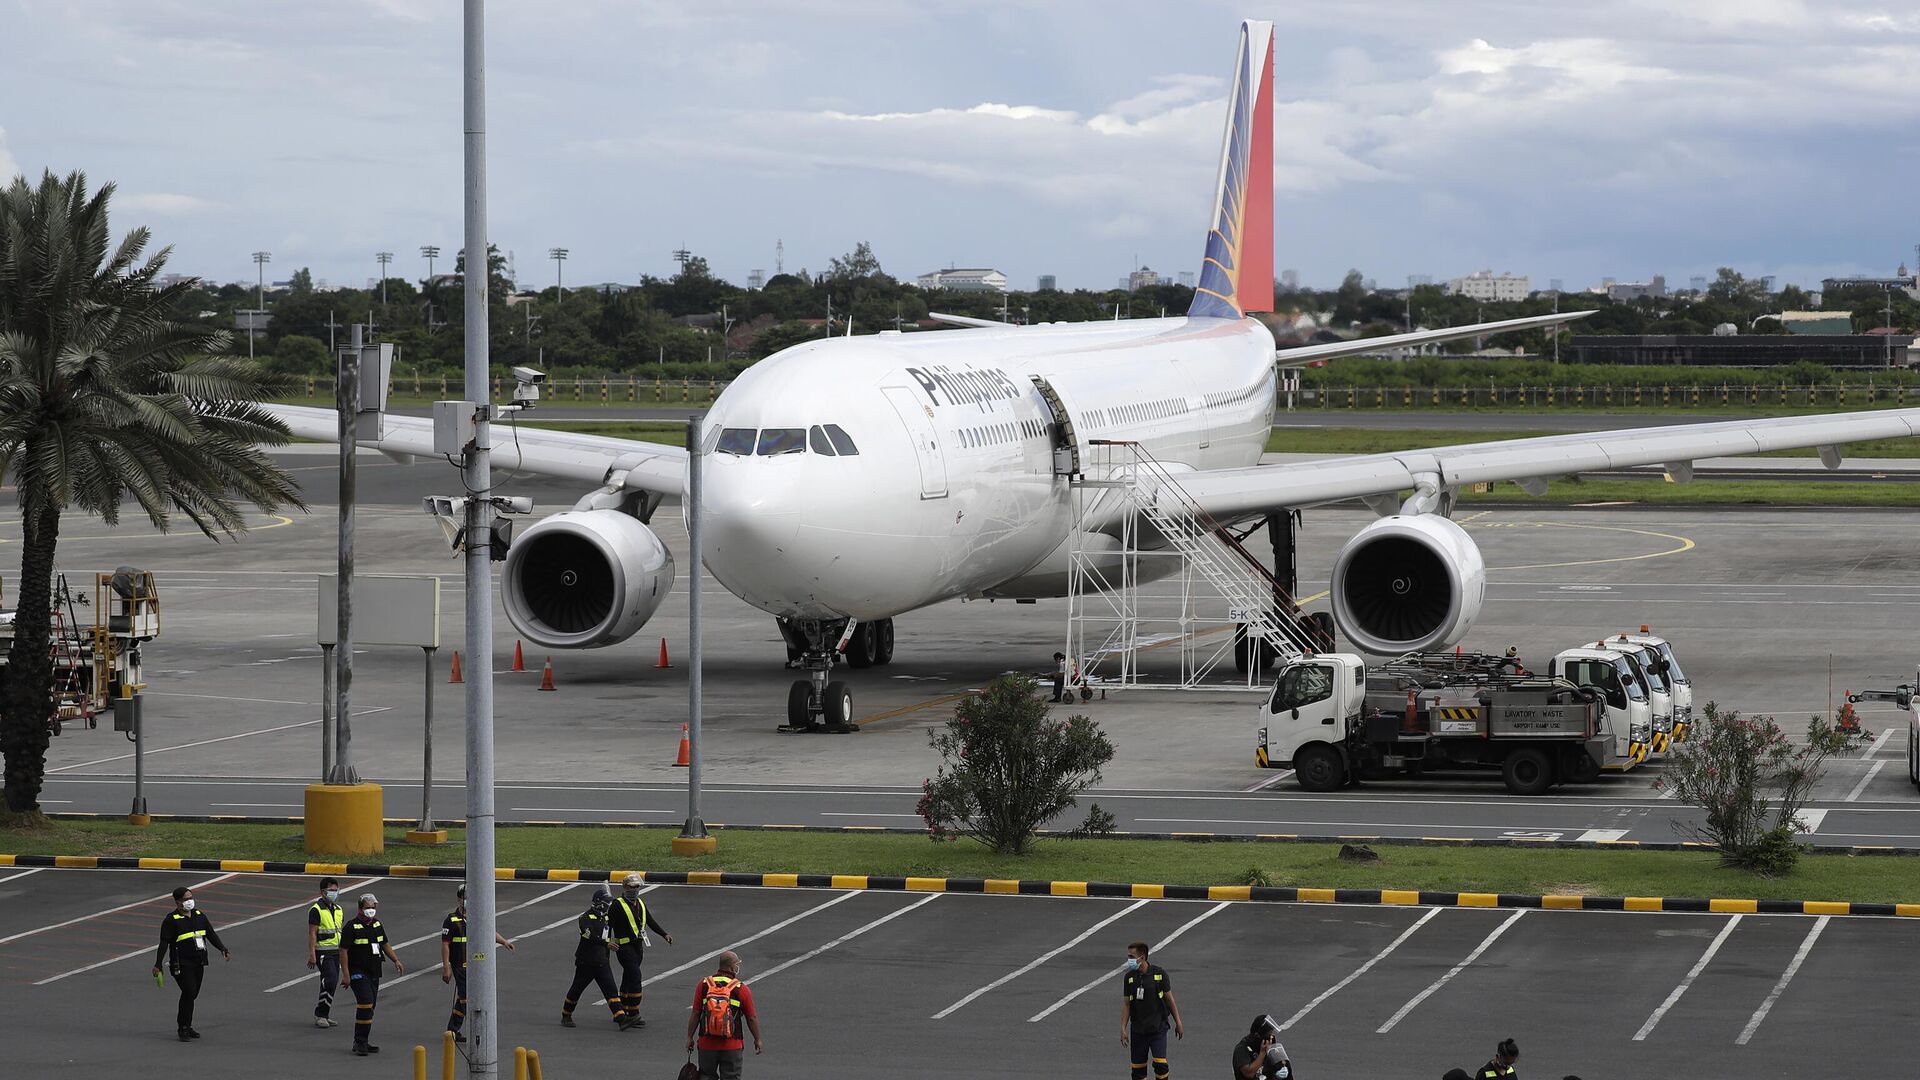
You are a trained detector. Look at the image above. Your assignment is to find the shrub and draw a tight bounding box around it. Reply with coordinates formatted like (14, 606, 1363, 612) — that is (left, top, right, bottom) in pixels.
(916, 674, 1115, 854)
(1657, 702, 1862, 875)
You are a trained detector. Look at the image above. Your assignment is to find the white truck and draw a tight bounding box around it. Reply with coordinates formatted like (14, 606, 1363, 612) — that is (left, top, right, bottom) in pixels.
(1845, 672, 1920, 789)
(1614, 628, 1694, 743)
(1253, 652, 1609, 795)
(1544, 645, 1654, 769)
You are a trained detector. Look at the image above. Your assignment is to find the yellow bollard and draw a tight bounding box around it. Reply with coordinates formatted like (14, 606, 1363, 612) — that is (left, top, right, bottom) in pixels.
(442, 1030, 456, 1080)
(514, 1046, 528, 1080)
(528, 1049, 544, 1080)
(413, 1045, 427, 1080)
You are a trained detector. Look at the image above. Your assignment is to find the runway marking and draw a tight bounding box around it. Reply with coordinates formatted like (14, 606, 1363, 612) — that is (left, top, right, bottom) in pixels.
(508, 808, 678, 815)
(1575, 829, 1630, 843)
(1795, 809, 1828, 834)
(933, 898, 1153, 1019)
(855, 693, 969, 730)
(47, 718, 323, 773)
(1633, 914, 1742, 1041)
(1028, 901, 1228, 1023)
(1243, 770, 1294, 792)
(1473, 521, 1695, 571)
(754, 893, 941, 984)
(0, 872, 236, 947)
(1736, 916, 1829, 1045)
(819, 812, 922, 819)
(35, 874, 332, 985)
(379, 883, 584, 990)
(1280, 907, 1441, 1031)
(1375, 909, 1526, 1034)
(1845, 761, 1887, 802)
(0, 514, 298, 545)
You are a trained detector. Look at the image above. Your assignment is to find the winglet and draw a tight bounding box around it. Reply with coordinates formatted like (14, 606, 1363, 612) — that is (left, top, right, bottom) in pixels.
(1189, 20, 1275, 320)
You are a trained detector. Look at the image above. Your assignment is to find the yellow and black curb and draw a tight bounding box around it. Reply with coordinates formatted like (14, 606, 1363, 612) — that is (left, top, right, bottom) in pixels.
(5, 853, 1917, 919)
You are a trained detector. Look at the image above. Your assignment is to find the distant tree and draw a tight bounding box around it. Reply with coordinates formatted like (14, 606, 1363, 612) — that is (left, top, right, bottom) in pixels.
(288, 267, 314, 295)
(454, 243, 514, 303)
(826, 241, 891, 284)
(750, 320, 828, 358)
(0, 171, 304, 817)
(1776, 284, 1810, 310)
(271, 334, 331, 375)
(1331, 269, 1367, 326)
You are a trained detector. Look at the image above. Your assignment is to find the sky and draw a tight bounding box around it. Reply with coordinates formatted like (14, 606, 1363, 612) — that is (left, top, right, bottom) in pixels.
(4, 0, 1918, 293)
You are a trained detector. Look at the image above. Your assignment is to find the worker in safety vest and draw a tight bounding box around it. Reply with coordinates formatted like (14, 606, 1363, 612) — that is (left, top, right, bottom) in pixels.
(441, 884, 514, 1043)
(562, 885, 635, 1029)
(611, 873, 673, 1025)
(306, 876, 345, 1028)
(345, 892, 403, 1056)
(151, 886, 231, 1042)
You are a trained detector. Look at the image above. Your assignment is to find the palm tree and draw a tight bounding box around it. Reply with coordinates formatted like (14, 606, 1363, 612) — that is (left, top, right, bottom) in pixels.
(0, 170, 304, 817)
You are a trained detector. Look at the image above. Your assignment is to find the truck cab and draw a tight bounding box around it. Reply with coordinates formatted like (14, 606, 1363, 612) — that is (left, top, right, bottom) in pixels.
(1845, 664, 1920, 791)
(1548, 646, 1651, 769)
(1617, 630, 1693, 741)
(1603, 641, 1675, 756)
(1255, 653, 1366, 773)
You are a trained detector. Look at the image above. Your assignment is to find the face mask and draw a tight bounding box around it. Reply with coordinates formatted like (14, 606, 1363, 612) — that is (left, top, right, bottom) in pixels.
(324, 890, 339, 903)
(181, 899, 196, 912)
(362, 908, 377, 920)
(1124, 957, 1140, 972)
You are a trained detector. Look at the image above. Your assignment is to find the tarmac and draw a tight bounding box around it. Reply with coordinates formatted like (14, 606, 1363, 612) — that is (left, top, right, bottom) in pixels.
(0, 866, 1913, 1078)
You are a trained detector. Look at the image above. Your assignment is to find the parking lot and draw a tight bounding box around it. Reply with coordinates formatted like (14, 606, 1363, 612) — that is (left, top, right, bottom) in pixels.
(1, 866, 1911, 1077)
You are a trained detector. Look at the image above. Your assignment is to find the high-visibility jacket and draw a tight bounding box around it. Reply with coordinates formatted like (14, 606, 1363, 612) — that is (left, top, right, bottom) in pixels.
(311, 902, 343, 950)
(613, 895, 659, 947)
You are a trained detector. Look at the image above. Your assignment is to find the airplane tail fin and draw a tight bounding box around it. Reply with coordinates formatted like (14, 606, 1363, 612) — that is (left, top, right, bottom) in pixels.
(1188, 19, 1274, 320)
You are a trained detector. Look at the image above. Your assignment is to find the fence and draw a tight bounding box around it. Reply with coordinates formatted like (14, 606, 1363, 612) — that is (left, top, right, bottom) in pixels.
(296, 376, 727, 403)
(1289, 384, 1917, 410)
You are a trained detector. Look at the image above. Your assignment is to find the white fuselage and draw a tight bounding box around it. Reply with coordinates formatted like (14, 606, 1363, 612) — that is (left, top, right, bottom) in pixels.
(698, 315, 1277, 621)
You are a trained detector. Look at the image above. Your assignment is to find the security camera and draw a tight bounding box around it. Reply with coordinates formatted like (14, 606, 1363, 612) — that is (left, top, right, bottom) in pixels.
(512, 366, 547, 385)
(510, 366, 545, 408)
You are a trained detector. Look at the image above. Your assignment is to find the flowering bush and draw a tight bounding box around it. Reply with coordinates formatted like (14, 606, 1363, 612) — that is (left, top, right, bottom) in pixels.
(917, 674, 1115, 854)
(1657, 701, 1863, 875)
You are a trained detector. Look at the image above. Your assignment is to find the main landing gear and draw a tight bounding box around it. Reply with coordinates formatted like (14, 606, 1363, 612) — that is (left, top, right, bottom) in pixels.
(777, 616, 895, 733)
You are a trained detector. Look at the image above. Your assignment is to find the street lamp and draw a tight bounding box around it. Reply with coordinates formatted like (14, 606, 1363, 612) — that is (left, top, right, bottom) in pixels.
(549, 247, 568, 299)
(249, 251, 271, 360)
(524, 305, 541, 366)
(376, 251, 394, 310)
(420, 246, 441, 333)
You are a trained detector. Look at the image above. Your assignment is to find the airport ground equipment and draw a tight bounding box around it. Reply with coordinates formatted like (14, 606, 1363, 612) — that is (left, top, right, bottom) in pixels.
(1615, 627, 1694, 741)
(1846, 672, 1920, 789)
(0, 568, 159, 737)
(1584, 637, 1679, 754)
(1547, 645, 1655, 769)
(1253, 652, 1607, 795)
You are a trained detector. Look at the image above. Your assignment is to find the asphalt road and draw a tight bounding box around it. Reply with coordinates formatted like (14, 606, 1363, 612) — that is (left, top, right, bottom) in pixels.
(2, 867, 1911, 1078)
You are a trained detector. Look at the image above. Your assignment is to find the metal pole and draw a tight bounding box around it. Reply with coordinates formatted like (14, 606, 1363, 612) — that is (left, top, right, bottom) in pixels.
(328, 326, 361, 784)
(462, 2, 500, 1072)
(420, 647, 435, 832)
(130, 704, 147, 817)
(679, 414, 709, 846)
(321, 644, 335, 780)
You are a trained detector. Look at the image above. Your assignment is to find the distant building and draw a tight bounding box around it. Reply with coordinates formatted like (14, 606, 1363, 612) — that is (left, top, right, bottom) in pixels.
(1279, 269, 1300, 293)
(1822, 274, 1919, 299)
(1779, 310, 1852, 335)
(1036, 274, 1057, 291)
(1176, 271, 1196, 288)
(1688, 275, 1708, 293)
(1446, 270, 1530, 302)
(1571, 334, 1909, 369)
(917, 267, 1008, 293)
(1607, 275, 1667, 302)
(1128, 266, 1160, 291)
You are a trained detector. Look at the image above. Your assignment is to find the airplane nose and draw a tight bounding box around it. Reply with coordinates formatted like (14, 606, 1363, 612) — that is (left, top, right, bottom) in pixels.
(698, 458, 801, 606)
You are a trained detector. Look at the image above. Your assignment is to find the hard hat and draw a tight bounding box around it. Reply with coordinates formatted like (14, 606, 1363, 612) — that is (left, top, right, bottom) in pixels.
(621, 873, 643, 888)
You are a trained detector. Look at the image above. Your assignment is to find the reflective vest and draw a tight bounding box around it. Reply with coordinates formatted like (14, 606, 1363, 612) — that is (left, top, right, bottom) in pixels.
(613, 896, 648, 946)
(172, 916, 207, 947)
(446, 913, 467, 943)
(312, 902, 343, 949)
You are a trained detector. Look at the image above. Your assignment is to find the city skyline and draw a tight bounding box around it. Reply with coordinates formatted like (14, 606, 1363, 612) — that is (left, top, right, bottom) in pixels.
(3, 2, 1916, 293)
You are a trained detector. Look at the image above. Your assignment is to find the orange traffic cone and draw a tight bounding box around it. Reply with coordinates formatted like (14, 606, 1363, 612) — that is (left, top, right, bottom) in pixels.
(656, 638, 672, 669)
(449, 651, 464, 684)
(673, 724, 690, 767)
(538, 657, 557, 691)
(512, 640, 526, 672)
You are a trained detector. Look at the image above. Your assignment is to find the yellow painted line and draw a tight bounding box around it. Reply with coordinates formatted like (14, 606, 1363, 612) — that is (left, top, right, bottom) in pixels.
(1624, 897, 1664, 912)
(1421, 836, 1474, 845)
(1471, 520, 1696, 571)
(1255, 834, 1299, 840)
(685, 871, 723, 886)
(1457, 893, 1499, 907)
(54, 856, 97, 869)
(1804, 901, 1850, 916)
(1382, 890, 1421, 905)
(762, 873, 799, 888)
(1297, 888, 1336, 904)
(1050, 881, 1089, 897)
(829, 874, 867, 890)
(0, 513, 300, 546)
(856, 692, 970, 730)
(1710, 898, 1758, 914)
(1131, 884, 1166, 899)
(983, 879, 1020, 895)
(1542, 895, 1584, 910)
(905, 877, 947, 892)
(1207, 885, 1252, 902)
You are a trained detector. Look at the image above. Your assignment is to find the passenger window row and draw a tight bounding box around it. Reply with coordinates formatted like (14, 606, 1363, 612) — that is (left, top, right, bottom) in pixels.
(960, 419, 1043, 449)
(713, 425, 859, 457)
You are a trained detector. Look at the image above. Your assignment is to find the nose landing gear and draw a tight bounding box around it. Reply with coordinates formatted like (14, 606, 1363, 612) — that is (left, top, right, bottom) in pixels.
(777, 616, 895, 733)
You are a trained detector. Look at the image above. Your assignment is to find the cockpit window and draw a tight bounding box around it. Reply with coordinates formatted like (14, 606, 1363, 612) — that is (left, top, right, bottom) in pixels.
(701, 425, 723, 455)
(756, 428, 806, 456)
(809, 425, 836, 456)
(716, 428, 756, 456)
(824, 424, 858, 455)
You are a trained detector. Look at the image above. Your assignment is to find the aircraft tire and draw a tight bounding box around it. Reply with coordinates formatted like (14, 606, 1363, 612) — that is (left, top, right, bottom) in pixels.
(874, 619, 895, 665)
(784, 681, 811, 731)
(847, 624, 877, 669)
(822, 681, 855, 733)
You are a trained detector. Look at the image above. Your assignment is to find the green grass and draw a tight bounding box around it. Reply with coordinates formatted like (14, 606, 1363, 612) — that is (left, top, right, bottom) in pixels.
(8, 820, 1920, 903)
(1265, 426, 1920, 459)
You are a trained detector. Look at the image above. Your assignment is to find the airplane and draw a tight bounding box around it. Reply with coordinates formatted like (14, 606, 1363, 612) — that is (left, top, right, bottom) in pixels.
(270, 20, 1920, 733)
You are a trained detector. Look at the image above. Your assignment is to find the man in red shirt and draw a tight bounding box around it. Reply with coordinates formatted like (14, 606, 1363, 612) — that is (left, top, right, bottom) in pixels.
(684, 951, 763, 1079)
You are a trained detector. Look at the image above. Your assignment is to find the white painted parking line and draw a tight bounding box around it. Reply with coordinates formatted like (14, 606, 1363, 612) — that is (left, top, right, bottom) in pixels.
(0, 867, 45, 886)
(1632, 914, 1742, 1041)
(755, 894, 941, 984)
(1795, 809, 1828, 834)
(934, 899, 1153, 1019)
(1028, 901, 1229, 1024)
(1280, 907, 1440, 1031)
(641, 891, 862, 990)
(1375, 909, 1526, 1034)
(1242, 771, 1294, 793)
(36, 877, 356, 986)
(1867, 727, 1898, 757)
(380, 883, 585, 991)
(1736, 916, 1829, 1046)
(0, 871, 236, 947)
(48, 719, 320, 773)
(1846, 762, 1887, 803)
(518, 885, 659, 945)
(1575, 829, 1629, 843)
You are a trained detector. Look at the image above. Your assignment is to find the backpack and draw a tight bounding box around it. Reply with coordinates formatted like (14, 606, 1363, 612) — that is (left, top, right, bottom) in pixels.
(699, 976, 743, 1040)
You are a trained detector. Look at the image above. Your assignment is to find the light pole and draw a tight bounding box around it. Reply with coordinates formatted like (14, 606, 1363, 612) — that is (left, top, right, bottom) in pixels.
(548, 247, 568, 299)
(376, 251, 394, 310)
(524, 305, 540, 367)
(421, 246, 441, 332)
(250, 251, 271, 359)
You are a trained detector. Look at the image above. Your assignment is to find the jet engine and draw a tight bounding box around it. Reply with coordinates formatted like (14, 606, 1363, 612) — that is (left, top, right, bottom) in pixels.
(1329, 514, 1485, 655)
(503, 510, 675, 649)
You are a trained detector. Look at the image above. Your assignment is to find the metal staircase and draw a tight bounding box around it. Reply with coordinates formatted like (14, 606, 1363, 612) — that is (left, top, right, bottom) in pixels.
(1064, 440, 1324, 691)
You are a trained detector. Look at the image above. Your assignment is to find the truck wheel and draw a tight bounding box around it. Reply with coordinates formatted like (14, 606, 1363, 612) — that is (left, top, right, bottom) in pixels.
(1503, 747, 1554, 796)
(1562, 754, 1601, 786)
(1295, 745, 1346, 792)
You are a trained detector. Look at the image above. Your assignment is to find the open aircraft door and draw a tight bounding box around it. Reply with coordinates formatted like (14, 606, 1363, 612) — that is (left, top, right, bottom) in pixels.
(880, 385, 949, 499)
(1030, 376, 1083, 477)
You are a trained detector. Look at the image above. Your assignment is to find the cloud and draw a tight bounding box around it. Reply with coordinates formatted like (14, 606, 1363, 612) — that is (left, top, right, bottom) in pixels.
(118, 192, 219, 217)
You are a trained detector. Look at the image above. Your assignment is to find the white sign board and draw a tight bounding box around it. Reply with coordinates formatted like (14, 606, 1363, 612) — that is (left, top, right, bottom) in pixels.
(317, 574, 441, 648)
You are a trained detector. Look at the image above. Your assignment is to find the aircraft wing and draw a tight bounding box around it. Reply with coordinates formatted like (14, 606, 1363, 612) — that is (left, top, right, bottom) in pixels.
(1171, 408, 1920, 521)
(267, 405, 687, 494)
(1276, 310, 1595, 367)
